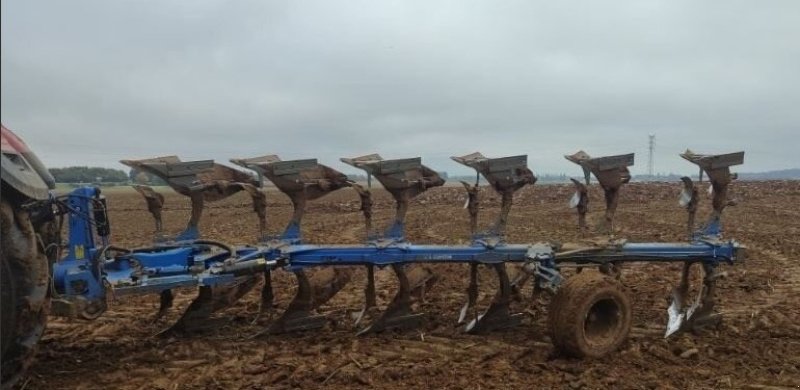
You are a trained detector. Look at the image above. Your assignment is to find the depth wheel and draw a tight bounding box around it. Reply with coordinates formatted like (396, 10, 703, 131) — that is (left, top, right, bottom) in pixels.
(0, 199, 51, 388)
(548, 271, 631, 358)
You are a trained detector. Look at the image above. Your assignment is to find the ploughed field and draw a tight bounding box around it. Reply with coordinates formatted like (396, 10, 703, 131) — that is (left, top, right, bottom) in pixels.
(22, 181, 800, 389)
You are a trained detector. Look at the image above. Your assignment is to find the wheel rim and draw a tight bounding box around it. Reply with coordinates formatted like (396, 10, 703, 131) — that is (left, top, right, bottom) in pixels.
(583, 297, 622, 347)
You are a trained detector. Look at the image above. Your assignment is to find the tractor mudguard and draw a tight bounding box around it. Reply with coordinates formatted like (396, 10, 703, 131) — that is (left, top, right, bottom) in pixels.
(1, 124, 55, 200)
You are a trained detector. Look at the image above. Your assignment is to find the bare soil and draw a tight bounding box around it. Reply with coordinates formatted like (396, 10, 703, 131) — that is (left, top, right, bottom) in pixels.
(18, 181, 800, 389)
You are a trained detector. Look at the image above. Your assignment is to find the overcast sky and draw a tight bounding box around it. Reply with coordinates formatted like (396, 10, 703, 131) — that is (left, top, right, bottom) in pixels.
(2, 1, 797, 177)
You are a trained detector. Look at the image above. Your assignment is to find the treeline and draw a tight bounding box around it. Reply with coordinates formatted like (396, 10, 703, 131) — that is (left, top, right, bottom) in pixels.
(48, 166, 171, 185)
(49, 167, 128, 183)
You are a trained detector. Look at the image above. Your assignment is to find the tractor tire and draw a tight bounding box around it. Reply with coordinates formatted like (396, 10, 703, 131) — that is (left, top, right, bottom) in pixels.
(0, 199, 50, 388)
(548, 271, 631, 358)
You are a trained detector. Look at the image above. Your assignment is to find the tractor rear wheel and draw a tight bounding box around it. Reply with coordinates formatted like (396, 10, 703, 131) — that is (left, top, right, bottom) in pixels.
(548, 271, 632, 358)
(0, 199, 51, 388)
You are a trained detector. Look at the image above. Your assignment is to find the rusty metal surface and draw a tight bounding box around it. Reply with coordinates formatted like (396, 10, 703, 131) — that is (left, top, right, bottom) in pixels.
(565, 151, 634, 233)
(680, 150, 744, 219)
(131, 185, 165, 232)
(569, 178, 589, 234)
(679, 177, 699, 238)
(350, 183, 373, 237)
(233, 155, 352, 233)
(459, 181, 480, 235)
(121, 156, 258, 199)
(342, 154, 445, 230)
(451, 152, 536, 235)
(122, 156, 264, 240)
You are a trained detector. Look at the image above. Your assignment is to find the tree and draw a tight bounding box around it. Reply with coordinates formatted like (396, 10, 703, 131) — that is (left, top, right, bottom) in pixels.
(49, 167, 129, 183)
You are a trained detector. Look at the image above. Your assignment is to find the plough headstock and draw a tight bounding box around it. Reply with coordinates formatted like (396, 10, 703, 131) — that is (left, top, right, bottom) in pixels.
(565, 151, 634, 233)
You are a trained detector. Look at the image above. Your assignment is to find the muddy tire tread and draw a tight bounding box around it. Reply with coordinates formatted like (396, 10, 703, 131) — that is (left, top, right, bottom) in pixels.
(0, 199, 50, 388)
(548, 271, 632, 358)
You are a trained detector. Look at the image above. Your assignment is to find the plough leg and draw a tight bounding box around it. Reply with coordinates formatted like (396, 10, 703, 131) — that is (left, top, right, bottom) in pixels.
(159, 275, 257, 336)
(458, 263, 479, 324)
(599, 187, 620, 234)
(268, 268, 351, 334)
(152, 289, 173, 322)
(666, 262, 724, 337)
(690, 263, 724, 329)
(237, 183, 267, 241)
(353, 264, 377, 326)
(175, 191, 204, 241)
(351, 183, 373, 238)
(357, 264, 435, 335)
(162, 286, 214, 335)
(667, 262, 692, 337)
(569, 178, 589, 236)
(131, 184, 165, 236)
(408, 265, 438, 301)
(465, 263, 522, 333)
(259, 269, 274, 314)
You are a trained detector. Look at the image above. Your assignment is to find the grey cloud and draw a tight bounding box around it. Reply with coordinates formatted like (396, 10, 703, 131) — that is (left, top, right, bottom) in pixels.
(2, 0, 798, 176)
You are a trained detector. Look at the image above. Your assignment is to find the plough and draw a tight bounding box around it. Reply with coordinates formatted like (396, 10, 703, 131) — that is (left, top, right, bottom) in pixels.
(39, 149, 744, 358)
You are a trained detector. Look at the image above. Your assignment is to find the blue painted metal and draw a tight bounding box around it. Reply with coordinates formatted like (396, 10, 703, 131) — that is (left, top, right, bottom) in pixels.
(175, 226, 200, 241)
(266, 238, 739, 290)
(699, 217, 722, 237)
(557, 240, 740, 266)
(52, 187, 105, 298)
(282, 242, 537, 267)
(384, 221, 405, 239)
(100, 245, 258, 293)
(49, 186, 742, 321)
(51, 187, 273, 312)
(280, 222, 302, 242)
